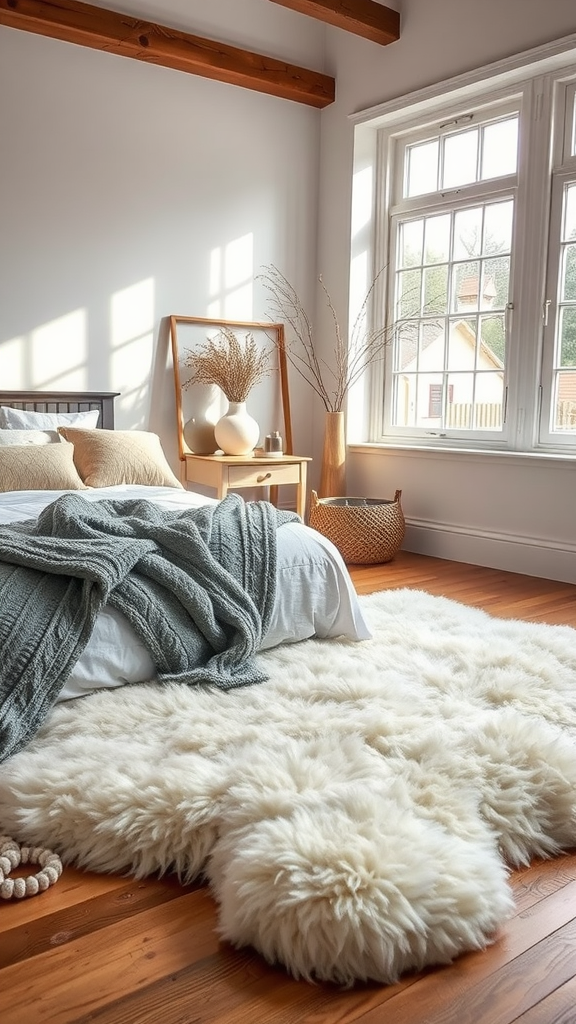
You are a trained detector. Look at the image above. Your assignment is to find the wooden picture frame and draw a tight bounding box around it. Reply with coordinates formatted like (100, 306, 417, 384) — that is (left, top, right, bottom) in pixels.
(169, 315, 293, 460)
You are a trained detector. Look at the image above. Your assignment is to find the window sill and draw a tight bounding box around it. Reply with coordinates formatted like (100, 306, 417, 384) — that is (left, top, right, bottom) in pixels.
(348, 441, 576, 468)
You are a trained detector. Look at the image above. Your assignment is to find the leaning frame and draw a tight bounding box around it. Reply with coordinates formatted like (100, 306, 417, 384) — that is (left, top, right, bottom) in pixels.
(169, 315, 293, 462)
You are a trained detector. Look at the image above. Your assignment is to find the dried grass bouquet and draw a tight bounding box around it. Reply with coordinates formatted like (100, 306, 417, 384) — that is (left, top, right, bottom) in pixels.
(184, 327, 272, 403)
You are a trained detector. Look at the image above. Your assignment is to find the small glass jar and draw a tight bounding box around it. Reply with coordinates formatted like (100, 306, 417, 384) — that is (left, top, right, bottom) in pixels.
(264, 431, 283, 456)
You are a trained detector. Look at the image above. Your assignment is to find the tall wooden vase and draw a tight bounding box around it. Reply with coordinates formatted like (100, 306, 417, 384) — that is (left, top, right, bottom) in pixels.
(319, 410, 346, 498)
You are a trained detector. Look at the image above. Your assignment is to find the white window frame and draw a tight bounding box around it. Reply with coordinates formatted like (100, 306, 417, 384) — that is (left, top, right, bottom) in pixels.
(539, 80, 576, 448)
(384, 96, 520, 446)
(349, 35, 576, 457)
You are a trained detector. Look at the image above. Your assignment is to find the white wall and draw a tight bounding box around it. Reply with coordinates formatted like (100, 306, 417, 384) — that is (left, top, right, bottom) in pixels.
(0, 0, 324, 468)
(2, 0, 576, 580)
(317, 0, 576, 582)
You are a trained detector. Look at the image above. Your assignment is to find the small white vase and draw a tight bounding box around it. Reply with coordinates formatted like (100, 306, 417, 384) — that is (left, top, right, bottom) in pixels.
(215, 401, 260, 455)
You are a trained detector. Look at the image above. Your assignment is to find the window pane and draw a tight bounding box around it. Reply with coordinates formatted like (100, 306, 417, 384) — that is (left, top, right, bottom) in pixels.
(452, 261, 480, 312)
(395, 322, 419, 370)
(442, 129, 479, 189)
(560, 244, 576, 302)
(564, 183, 576, 242)
(453, 207, 482, 260)
(399, 219, 423, 268)
(472, 373, 504, 428)
(393, 373, 417, 426)
(424, 214, 451, 264)
(559, 307, 576, 367)
(554, 372, 576, 430)
(480, 314, 506, 364)
(416, 373, 441, 425)
(446, 373, 473, 428)
(481, 117, 518, 179)
(406, 140, 439, 197)
(483, 200, 514, 254)
(423, 265, 448, 314)
(448, 316, 476, 370)
(482, 256, 510, 309)
(421, 320, 446, 368)
(397, 268, 422, 317)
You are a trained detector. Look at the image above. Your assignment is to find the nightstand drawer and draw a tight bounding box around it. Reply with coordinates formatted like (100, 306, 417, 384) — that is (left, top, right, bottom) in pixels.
(227, 463, 301, 488)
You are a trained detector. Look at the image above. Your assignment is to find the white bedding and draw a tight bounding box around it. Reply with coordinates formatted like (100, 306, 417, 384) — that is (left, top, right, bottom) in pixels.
(0, 485, 371, 701)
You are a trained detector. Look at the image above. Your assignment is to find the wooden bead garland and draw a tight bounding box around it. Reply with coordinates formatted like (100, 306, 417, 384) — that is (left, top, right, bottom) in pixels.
(0, 835, 63, 899)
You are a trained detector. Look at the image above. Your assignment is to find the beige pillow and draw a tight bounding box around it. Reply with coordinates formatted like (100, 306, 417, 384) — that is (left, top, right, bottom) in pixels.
(0, 442, 86, 492)
(58, 428, 183, 489)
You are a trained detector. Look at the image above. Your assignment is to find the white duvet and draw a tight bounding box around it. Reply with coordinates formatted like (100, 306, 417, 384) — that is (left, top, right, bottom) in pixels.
(0, 485, 371, 701)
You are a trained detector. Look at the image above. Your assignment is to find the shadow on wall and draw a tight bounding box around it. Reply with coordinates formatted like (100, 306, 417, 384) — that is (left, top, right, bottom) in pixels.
(0, 277, 156, 431)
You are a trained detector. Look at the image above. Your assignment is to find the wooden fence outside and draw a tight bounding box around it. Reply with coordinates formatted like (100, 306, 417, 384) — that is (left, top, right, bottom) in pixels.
(446, 403, 503, 428)
(444, 399, 576, 430)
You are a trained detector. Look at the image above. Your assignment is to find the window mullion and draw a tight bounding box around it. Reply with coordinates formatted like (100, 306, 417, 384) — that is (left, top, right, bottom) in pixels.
(540, 170, 576, 446)
(504, 78, 553, 450)
(390, 177, 517, 220)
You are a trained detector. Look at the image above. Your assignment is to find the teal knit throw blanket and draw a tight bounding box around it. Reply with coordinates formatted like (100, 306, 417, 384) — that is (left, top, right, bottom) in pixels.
(0, 492, 298, 762)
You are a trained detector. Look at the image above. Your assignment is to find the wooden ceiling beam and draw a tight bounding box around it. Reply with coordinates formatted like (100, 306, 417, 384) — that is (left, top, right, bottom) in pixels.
(266, 0, 400, 46)
(0, 0, 335, 108)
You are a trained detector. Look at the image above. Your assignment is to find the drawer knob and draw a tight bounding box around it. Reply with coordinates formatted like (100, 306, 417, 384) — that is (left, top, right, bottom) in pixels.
(257, 472, 272, 483)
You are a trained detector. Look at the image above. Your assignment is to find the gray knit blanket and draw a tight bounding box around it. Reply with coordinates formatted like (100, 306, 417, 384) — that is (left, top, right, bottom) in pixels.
(0, 492, 298, 762)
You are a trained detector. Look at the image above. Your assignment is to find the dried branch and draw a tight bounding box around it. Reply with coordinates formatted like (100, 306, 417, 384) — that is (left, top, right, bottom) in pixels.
(183, 328, 272, 403)
(257, 265, 391, 413)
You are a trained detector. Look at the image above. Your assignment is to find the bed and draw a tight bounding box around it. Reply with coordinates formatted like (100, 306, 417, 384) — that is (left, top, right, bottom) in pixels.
(0, 390, 370, 759)
(2, 391, 576, 988)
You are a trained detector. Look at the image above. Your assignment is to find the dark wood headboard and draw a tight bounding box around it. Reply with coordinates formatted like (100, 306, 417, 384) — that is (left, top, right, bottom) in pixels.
(0, 391, 120, 428)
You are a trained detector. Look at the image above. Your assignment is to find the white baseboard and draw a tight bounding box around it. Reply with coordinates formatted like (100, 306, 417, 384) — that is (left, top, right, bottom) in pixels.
(403, 518, 576, 585)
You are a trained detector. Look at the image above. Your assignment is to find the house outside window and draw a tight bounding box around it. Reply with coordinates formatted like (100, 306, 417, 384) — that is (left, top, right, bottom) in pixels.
(367, 52, 576, 454)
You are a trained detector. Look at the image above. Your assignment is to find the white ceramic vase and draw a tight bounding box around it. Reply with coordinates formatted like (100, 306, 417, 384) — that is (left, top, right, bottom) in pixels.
(214, 401, 260, 455)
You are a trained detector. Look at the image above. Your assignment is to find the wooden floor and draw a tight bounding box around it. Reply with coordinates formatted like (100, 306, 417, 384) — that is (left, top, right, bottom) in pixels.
(1, 551, 576, 1024)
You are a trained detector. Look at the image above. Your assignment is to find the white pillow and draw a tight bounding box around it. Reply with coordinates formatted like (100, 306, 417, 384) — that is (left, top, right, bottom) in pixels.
(0, 406, 100, 430)
(0, 428, 62, 445)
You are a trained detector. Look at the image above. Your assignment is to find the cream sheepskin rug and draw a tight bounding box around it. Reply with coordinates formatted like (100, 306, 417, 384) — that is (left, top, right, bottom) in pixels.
(1, 588, 576, 986)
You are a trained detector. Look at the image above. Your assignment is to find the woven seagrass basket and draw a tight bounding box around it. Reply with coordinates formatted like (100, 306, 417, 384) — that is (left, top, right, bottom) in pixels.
(309, 489, 405, 565)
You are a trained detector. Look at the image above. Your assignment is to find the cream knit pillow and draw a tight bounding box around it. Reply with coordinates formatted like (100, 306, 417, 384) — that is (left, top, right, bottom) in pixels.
(0, 442, 86, 492)
(58, 428, 183, 489)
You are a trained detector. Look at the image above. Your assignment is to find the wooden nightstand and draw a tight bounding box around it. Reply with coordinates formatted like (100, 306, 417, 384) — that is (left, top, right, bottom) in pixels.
(182, 453, 312, 519)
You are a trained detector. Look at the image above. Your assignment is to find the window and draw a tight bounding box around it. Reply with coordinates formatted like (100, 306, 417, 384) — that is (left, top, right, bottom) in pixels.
(370, 58, 576, 454)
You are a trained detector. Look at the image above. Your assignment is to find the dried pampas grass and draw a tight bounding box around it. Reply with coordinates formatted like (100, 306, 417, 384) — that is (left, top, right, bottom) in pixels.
(184, 328, 272, 403)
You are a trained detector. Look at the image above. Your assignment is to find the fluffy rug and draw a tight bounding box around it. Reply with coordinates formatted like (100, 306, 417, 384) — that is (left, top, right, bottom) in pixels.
(1, 588, 576, 986)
